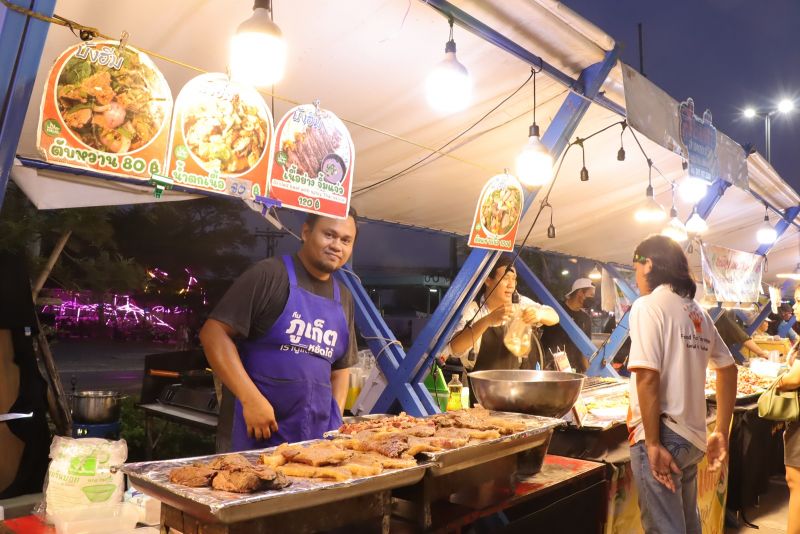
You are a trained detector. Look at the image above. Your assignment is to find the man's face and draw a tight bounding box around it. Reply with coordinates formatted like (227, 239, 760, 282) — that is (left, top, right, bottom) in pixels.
(794, 289, 800, 320)
(581, 287, 596, 304)
(634, 259, 652, 295)
(781, 309, 793, 321)
(300, 216, 357, 274)
(485, 266, 517, 303)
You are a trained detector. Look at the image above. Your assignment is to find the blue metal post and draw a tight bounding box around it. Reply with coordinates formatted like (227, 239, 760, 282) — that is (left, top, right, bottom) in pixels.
(0, 0, 56, 210)
(755, 206, 800, 256)
(372, 45, 622, 413)
(745, 302, 772, 336)
(602, 263, 639, 303)
(690, 179, 731, 222)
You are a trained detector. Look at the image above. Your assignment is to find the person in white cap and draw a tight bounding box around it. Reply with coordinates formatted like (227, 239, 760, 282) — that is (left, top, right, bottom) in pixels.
(539, 277, 596, 372)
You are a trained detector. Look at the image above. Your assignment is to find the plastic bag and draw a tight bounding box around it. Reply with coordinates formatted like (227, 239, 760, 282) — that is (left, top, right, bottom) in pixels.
(41, 436, 128, 521)
(504, 310, 532, 358)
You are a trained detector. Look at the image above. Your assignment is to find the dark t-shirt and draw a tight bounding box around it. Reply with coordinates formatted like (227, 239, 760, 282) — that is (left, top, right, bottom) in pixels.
(539, 302, 592, 373)
(210, 255, 357, 369)
(714, 311, 750, 348)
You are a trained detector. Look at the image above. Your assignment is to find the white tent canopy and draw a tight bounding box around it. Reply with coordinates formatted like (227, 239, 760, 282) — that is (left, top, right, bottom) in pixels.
(10, 0, 799, 284)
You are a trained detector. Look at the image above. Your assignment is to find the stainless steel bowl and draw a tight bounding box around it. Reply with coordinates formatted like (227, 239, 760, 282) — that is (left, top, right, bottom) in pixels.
(468, 370, 585, 418)
(71, 390, 122, 424)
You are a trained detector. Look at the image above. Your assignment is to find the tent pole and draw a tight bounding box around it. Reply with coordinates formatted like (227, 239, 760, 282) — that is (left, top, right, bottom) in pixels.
(0, 0, 56, 211)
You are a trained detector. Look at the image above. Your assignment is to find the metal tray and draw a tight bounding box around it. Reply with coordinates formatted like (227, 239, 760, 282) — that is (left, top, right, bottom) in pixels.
(329, 411, 563, 476)
(122, 442, 428, 524)
(417, 412, 562, 476)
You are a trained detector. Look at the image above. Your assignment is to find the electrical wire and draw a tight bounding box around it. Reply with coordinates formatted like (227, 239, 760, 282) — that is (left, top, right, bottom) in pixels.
(353, 70, 536, 196)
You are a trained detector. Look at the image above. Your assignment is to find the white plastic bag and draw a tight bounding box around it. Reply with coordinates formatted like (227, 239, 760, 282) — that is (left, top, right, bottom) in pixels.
(504, 311, 532, 358)
(43, 436, 128, 520)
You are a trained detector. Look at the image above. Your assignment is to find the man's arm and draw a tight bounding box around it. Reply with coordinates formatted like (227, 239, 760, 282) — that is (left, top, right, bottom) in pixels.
(331, 368, 349, 414)
(707, 364, 737, 471)
(200, 319, 278, 440)
(449, 304, 511, 356)
(742, 339, 768, 358)
(634, 367, 680, 492)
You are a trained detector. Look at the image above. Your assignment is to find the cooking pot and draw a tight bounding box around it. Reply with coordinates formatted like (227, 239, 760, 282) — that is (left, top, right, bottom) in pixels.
(71, 390, 122, 424)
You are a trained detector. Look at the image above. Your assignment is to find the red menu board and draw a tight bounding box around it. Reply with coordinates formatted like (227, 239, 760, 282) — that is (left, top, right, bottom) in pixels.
(269, 104, 354, 219)
(37, 41, 172, 179)
(468, 173, 524, 252)
(164, 73, 273, 199)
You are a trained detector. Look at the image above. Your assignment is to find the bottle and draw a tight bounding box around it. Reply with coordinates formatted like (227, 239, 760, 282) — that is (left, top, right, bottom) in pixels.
(446, 374, 463, 411)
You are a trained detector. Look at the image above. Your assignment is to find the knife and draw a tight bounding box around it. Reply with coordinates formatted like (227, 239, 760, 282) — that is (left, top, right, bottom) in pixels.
(0, 412, 33, 422)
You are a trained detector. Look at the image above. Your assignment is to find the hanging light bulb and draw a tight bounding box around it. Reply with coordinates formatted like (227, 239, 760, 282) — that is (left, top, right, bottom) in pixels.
(679, 175, 709, 203)
(229, 0, 287, 87)
(634, 160, 666, 223)
(588, 265, 602, 281)
(425, 18, 471, 113)
(685, 207, 708, 234)
(516, 68, 553, 187)
(756, 204, 778, 245)
(617, 121, 626, 161)
(661, 187, 687, 242)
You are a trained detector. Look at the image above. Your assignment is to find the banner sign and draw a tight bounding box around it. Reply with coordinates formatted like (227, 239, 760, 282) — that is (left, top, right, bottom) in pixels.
(701, 243, 765, 304)
(467, 173, 524, 252)
(38, 41, 172, 179)
(622, 64, 748, 190)
(164, 73, 273, 199)
(269, 104, 354, 219)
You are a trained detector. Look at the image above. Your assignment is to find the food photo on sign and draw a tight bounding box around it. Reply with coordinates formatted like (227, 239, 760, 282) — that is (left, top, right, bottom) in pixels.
(163, 72, 274, 199)
(467, 173, 524, 252)
(37, 40, 172, 179)
(268, 103, 354, 219)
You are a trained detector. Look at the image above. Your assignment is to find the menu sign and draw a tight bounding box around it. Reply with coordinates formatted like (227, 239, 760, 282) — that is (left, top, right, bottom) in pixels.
(37, 41, 172, 179)
(269, 104, 354, 219)
(164, 73, 273, 199)
(468, 173, 524, 252)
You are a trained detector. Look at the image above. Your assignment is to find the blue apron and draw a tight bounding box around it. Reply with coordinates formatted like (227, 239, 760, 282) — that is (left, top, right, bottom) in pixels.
(231, 255, 349, 450)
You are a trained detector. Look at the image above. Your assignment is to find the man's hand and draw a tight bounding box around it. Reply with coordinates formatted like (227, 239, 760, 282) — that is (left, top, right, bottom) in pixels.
(521, 306, 539, 325)
(646, 443, 681, 492)
(706, 431, 728, 472)
(485, 303, 513, 327)
(241, 393, 279, 441)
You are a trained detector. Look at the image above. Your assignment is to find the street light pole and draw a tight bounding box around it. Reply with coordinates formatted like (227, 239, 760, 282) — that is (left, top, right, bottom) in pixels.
(765, 112, 771, 163)
(743, 98, 793, 165)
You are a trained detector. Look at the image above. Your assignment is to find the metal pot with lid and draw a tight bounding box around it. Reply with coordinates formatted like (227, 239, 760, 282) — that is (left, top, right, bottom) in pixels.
(71, 390, 123, 424)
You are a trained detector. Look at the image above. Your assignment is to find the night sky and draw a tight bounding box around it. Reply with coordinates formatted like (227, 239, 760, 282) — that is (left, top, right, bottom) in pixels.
(562, 0, 800, 193)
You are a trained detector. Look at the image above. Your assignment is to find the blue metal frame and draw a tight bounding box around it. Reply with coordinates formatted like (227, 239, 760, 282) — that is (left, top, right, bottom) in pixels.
(370, 44, 622, 414)
(0, 0, 56, 209)
(755, 206, 800, 256)
(602, 263, 639, 303)
(745, 302, 772, 336)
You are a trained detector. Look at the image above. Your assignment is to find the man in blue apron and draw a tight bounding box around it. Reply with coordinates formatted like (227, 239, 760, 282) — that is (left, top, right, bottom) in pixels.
(200, 209, 358, 450)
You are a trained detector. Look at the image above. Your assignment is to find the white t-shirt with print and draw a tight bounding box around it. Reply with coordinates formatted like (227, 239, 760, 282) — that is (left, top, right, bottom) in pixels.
(627, 284, 734, 451)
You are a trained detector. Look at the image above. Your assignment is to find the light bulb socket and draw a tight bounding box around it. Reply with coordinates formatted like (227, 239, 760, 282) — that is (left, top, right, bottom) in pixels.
(682, 160, 688, 170)
(617, 147, 626, 161)
(445, 39, 457, 54)
(528, 123, 540, 138)
(645, 184, 654, 198)
(670, 206, 678, 218)
(580, 166, 589, 182)
(547, 224, 556, 239)
(253, 0, 271, 10)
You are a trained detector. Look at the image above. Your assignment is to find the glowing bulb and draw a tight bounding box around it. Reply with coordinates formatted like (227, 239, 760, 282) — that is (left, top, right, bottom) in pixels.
(679, 176, 709, 203)
(588, 267, 602, 281)
(229, 7, 286, 87)
(756, 218, 777, 245)
(516, 127, 553, 188)
(743, 108, 757, 119)
(685, 210, 708, 234)
(425, 42, 471, 113)
(661, 217, 688, 242)
(634, 186, 666, 223)
(561, 269, 569, 276)
(778, 99, 794, 114)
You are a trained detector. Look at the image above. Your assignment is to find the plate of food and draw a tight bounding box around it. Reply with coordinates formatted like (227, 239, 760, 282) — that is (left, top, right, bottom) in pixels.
(479, 183, 522, 238)
(55, 42, 171, 154)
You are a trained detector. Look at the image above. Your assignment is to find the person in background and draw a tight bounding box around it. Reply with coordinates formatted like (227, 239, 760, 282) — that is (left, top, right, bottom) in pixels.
(777, 303, 799, 342)
(200, 209, 358, 450)
(442, 254, 559, 372)
(0, 252, 51, 499)
(754, 317, 771, 336)
(776, 287, 800, 534)
(627, 235, 737, 534)
(540, 278, 596, 372)
(714, 310, 769, 359)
